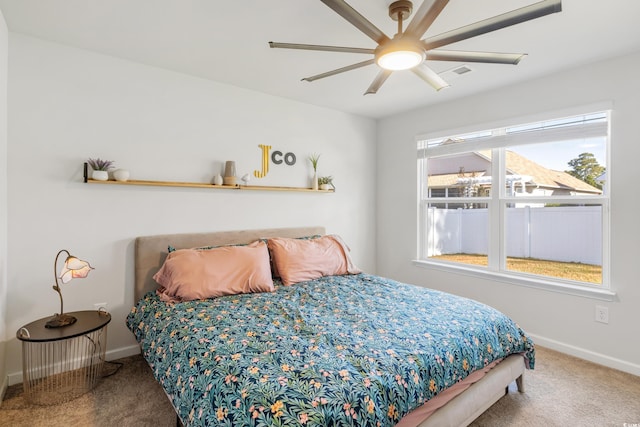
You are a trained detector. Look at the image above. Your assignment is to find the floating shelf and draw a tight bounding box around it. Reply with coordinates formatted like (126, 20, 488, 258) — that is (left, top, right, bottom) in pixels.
(85, 178, 334, 193)
(82, 165, 334, 193)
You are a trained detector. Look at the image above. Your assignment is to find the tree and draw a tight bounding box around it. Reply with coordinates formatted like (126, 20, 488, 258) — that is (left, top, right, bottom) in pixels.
(566, 152, 605, 190)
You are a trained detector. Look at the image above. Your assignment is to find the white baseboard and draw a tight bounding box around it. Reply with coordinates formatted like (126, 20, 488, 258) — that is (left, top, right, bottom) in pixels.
(0, 374, 7, 406)
(106, 344, 140, 361)
(529, 333, 640, 377)
(7, 344, 142, 386)
(7, 371, 21, 386)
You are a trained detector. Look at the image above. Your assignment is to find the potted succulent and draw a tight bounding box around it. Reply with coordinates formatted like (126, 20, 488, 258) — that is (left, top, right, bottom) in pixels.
(308, 153, 321, 190)
(318, 176, 334, 191)
(87, 158, 115, 181)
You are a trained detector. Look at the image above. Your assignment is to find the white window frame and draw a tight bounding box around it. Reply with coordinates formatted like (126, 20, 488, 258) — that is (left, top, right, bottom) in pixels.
(414, 104, 615, 301)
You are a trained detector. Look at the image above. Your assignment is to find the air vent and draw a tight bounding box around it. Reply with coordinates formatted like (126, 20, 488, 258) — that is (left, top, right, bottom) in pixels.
(452, 66, 473, 75)
(438, 64, 474, 81)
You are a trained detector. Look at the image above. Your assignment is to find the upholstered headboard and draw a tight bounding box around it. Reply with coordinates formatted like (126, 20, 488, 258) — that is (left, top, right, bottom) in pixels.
(134, 226, 326, 301)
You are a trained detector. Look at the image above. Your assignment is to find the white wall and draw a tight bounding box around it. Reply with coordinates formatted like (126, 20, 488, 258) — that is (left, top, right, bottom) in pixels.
(377, 51, 640, 375)
(5, 34, 377, 382)
(0, 7, 8, 400)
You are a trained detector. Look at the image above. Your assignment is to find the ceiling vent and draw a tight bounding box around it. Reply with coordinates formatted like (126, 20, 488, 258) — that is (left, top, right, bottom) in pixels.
(439, 64, 474, 81)
(452, 65, 473, 75)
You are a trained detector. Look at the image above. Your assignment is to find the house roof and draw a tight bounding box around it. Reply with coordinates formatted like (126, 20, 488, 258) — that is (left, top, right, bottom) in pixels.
(429, 171, 486, 187)
(428, 151, 602, 194)
(500, 150, 602, 194)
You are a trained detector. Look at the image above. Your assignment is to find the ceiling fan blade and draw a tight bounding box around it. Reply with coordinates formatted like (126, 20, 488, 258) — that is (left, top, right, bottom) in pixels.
(422, 0, 562, 51)
(320, 0, 390, 44)
(364, 70, 393, 95)
(412, 63, 450, 91)
(302, 59, 376, 82)
(404, 0, 450, 40)
(426, 50, 526, 64)
(268, 42, 374, 55)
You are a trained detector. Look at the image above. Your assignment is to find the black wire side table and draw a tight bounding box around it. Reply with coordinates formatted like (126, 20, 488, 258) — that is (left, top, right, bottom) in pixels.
(16, 310, 111, 405)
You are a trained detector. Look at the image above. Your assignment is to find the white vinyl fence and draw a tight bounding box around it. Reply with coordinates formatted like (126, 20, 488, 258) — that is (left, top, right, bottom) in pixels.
(426, 206, 602, 265)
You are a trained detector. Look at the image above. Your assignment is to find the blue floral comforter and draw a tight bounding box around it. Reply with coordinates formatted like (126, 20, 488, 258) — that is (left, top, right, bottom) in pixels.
(127, 273, 534, 427)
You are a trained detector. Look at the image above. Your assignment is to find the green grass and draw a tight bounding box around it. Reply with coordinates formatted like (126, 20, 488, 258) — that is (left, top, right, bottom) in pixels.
(431, 253, 601, 284)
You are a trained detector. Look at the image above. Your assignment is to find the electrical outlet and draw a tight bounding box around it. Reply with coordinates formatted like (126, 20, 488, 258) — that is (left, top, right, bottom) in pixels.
(595, 305, 609, 324)
(94, 302, 108, 312)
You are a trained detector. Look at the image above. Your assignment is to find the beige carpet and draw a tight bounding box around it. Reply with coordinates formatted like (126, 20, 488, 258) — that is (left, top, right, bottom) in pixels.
(1, 346, 639, 427)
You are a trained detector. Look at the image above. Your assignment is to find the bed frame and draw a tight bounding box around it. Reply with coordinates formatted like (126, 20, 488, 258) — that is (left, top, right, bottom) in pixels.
(134, 226, 525, 427)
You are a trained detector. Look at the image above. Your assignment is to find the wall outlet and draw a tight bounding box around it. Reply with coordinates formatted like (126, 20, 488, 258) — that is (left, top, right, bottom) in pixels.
(94, 302, 108, 312)
(595, 305, 609, 324)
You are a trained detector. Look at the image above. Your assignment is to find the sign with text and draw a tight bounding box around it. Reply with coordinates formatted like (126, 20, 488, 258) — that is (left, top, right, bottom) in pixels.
(254, 144, 297, 179)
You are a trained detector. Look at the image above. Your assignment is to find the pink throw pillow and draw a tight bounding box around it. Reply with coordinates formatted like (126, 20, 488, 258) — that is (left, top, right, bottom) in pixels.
(267, 235, 361, 286)
(154, 240, 274, 302)
(269, 235, 321, 278)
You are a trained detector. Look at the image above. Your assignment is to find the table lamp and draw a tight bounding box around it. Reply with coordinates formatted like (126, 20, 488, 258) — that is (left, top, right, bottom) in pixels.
(46, 250, 94, 328)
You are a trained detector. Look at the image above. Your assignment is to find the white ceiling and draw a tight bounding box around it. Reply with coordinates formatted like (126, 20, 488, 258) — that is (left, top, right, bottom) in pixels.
(1, 0, 639, 119)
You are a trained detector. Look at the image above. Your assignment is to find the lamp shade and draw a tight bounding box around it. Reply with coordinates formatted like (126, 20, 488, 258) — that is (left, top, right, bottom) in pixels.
(60, 256, 93, 283)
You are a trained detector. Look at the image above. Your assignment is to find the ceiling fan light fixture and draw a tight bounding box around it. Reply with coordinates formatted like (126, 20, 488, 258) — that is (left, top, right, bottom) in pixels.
(377, 47, 424, 70)
(376, 37, 425, 70)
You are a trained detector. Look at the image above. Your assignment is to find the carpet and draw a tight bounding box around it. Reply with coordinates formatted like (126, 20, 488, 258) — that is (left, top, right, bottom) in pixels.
(1, 346, 639, 426)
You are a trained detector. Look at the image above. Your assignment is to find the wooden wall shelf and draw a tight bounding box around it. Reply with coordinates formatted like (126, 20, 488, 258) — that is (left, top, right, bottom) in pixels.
(85, 178, 334, 193)
(82, 164, 333, 193)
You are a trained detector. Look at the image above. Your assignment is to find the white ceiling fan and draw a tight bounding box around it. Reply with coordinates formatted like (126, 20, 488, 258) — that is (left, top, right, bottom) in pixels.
(269, 0, 562, 94)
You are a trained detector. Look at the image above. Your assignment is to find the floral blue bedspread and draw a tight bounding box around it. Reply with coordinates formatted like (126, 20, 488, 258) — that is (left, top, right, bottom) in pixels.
(127, 273, 534, 427)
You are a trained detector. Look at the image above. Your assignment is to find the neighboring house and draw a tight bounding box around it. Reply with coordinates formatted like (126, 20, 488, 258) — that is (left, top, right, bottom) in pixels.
(427, 150, 601, 208)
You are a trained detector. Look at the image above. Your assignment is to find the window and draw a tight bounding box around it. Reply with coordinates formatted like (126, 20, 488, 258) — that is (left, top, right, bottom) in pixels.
(417, 110, 610, 294)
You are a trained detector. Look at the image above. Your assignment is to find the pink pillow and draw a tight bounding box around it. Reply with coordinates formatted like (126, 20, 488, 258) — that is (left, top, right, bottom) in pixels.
(269, 235, 321, 278)
(154, 240, 274, 302)
(267, 235, 361, 286)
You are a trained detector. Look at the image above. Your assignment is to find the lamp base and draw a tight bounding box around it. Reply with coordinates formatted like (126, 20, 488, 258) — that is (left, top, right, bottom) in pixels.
(45, 313, 77, 328)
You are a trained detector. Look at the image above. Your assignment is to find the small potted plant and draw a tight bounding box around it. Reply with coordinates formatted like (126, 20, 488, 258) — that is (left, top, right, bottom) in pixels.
(308, 153, 321, 190)
(87, 158, 115, 181)
(318, 176, 334, 191)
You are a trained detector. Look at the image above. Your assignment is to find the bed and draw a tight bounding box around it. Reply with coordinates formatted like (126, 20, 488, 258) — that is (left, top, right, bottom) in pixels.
(127, 226, 533, 426)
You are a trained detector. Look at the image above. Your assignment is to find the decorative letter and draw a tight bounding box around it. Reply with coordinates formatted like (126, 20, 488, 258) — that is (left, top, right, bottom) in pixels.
(271, 151, 283, 165)
(254, 144, 272, 178)
(284, 152, 297, 166)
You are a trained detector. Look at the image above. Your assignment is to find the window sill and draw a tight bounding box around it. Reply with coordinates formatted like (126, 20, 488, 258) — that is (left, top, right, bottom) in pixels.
(412, 260, 616, 302)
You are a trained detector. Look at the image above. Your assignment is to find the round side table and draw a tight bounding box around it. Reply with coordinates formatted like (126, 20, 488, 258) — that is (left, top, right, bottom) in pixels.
(16, 310, 111, 405)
